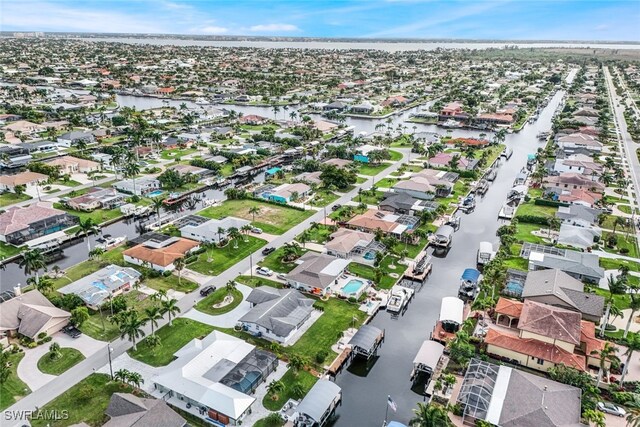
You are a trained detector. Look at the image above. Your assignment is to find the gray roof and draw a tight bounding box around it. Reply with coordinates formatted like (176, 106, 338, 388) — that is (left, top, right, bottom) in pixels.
(349, 324, 383, 352)
(556, 201, 601, 224)
(58, 265, 141, 306)
(529, 249, 604, 279)
(0, 290, 70, 339)
(239, 287, 314, 337)
(557, 224, 600, 249)
(285, 252, 350, 290)
(380, 192, 418, 211)
(104, 393, 186, 427)
(295, 380, 341, 423)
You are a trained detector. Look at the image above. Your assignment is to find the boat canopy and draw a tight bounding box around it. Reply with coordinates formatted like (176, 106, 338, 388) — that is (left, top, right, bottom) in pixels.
(479, 242, 493, 254)
(296, 380, 341, 423)
(413, 340, 445, 370)
(435, 225, 454, 238)
(349, 324, 383, 353)
(461, 268, 481, 283)
(439, 297, 464, 324)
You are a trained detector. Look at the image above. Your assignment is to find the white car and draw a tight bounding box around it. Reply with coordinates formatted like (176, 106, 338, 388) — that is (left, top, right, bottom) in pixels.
(597, 401, 626, 417)
(256, 267, 273, 276)
(251, 227, 263, 234)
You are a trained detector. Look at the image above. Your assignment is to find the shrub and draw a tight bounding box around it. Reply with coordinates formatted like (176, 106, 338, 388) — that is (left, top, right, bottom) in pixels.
(514, 214, 550, 225)
(534, 198, 569, 208)
(620, 247, 630, 254)
(37, 332, 47, 339)
(612, 391, 636, 405)
(315, 350, 329, 364)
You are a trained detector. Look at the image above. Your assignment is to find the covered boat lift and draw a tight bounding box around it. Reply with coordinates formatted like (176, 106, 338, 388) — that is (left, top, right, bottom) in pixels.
(432, 296, 466, 344)
(294, 380, 342, 427)
(410, 340, 445, 393)
(348, 324, 385, 360)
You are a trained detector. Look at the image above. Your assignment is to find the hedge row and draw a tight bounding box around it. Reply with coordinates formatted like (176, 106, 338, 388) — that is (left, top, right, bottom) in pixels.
(534, 198, 569, 208)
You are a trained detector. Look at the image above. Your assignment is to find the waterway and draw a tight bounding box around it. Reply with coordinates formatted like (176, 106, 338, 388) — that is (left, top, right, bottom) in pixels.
(331, 69, 576, 427)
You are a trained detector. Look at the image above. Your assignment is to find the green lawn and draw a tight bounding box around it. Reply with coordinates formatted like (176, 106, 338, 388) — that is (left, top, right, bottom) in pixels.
(263, 369, 318, 411)
(618, 205, 633, 214)
(599, 258, 640, 272)
(234, 275, 284, 288)
(195, 287, 243, 315)
(352, 190, 385, 206)
(188, 236, 267, 275)
(219, 163, 234, 177)
(348, 255, 405, 289)
(198, 199, 313, 235)
(37, 348, 85, 375)
(50, 179, 83, 187)
(503, 257, 529, 271)
(515, 201, 558, 219)
(128, 318, 214, 367)
(298, 224, 333, 244)
(515, 223, 547, 244)
(389, 150, 403, 161)
(31, 374, 134, 427)
(375, 177, 400, 188)
(259, 247, 310, 273)
(603, 234, 640, 258)
(0, 241, 22, 259)
(591, 287, 631, 310)
(0, 352, 29, 410)
(391, 239, 427, 259)
(254, 416, 285, 427)
(308, 190, 340, 207)
(160, 148, 198, 160)
(0, 192, 31, 207)
(356, 162, 393, 176)
(53, 203, 123, 225)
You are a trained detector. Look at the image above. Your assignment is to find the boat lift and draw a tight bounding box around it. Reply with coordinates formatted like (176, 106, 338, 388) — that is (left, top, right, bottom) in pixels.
(410, 340, 446, 397)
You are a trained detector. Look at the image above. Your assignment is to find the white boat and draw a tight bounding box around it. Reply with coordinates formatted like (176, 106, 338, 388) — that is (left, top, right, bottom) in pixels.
(95, 235, 126, 250)
(441, 119, 462, 128)
(194, 97, 211, 105)
(500, 147, 513, 160)
(498, 203, 516, 219)
(387, 286, 414, 313)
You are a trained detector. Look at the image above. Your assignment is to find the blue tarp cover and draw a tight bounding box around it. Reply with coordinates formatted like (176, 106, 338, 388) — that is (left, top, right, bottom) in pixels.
(461, 268, 481, 283)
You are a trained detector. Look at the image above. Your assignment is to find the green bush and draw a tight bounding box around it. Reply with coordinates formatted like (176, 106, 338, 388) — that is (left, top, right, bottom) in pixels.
(37, 332, 47, 339)
(612, 391, 636, 405)
(315, 350, 329, 364)
(534, 198, 569, 208)
(514, 214, 550, 225)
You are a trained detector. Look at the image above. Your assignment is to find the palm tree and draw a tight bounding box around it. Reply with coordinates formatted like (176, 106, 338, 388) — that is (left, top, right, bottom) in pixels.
(217, 227, 226, 244)
(118, 310, 146, 351)
(625, 393, 640, 427)
(623, 292, 640, 339)
(174, 258, 185, 285)
(620, 333, 640, 383)
(287, 355, 306, 376)
(409, 402, 452, 427)
(19, 248, 47, 285)
(151, 289, 168, 302)
(127, 371, 144, 388)
(226, 280, 236, 296)
(282, 242, 301, 262)
(75, 218, 99, 252)
(267, 379, 285, 400)
(48, 342, 61, 360)
(124, 162, 141, 196)
(151, 197, 164, 221)
(249, 206, 261, 222)
(161, 298, 181, 326)
(144, 306, 163, 336)
(114, 368, 130, 383)
(592, 342, 619, 387)
(290, 382, 305, 399)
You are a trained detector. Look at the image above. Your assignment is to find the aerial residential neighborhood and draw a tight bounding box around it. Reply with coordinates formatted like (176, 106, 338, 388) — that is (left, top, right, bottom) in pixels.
(0, 2, 640, 427)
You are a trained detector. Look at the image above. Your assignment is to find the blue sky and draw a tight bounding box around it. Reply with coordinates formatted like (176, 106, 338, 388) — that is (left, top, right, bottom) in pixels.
(2, 0, 639, 41)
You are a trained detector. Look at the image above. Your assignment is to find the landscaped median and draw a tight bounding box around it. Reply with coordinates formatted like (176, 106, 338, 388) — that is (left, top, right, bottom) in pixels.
(195, 286, 243, 315)
(37, 347, 85, 375)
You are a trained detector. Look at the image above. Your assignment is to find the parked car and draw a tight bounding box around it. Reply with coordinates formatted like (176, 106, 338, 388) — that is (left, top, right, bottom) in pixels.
(262, 247, 276, 255)
(597, 402, 626, 417)
(200, 285, 217, 297)
(63, 325, 82, 338)
(256, 266, 273, 276)
(277, 273, 287, 280)
(332, 204, 342, 211)
(251, 227, 263, 234)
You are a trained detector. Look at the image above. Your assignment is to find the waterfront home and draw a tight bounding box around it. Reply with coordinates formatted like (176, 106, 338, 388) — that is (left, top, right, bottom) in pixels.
(180, 216, 250, 244)
(238, 114, 268, 125)
(113, 177, 160, 196)
(427, 152, 477, 171)
(293, 380, 342, 427)
(556, 132, 603, 153)
(457, 358, 583, 427)
(558, 188, 602, 207)
(266, 182, 311, 204)
(104, 393, 187, 427)
(58, 265, 141, 309)
(65, 187, 126, 212)
(350, 101, 375, 115)
(238, 287, 315, 344)
(168, 164, 211, 180)
(123, 236, 199, 272)
(322, 101, 348, 112)
(152, 331, 277, 426)
(543, 173, 605, 195)
(557, 223, 601, 250)
(347, 208, 419, 240)
(379, 192, 438, 216)
(381, 95, 409, 107)
(555, 204, 601, 227)
(0, 201, 78, 245)
(0, 289, 70, 340)
(47, 155, 101, 174)
(353, 144, 379, 163)
(295, 171, 323, 186)
(56, 130, 95, 148)
(0, 145, 32, 168)
(521, 269, 604, 323)
(0, 170, 47, 192)
(486, 299, 605, 374)
(324, 228, 384, 263)
(1, 120, 45, 135)
(552, 154, 603, 179)
(323, 158, 352, 169)
(474, 112, 514, 125)
(19, 140, 59, 154)
(439, 101, 467, 120)
(521, 243, 604, 283)
(284, 252, 350, 296)
(392, 177, 436, 200)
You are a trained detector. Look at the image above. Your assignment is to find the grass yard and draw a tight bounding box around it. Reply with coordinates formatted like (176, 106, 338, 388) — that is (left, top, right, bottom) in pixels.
(0, 192, 31, 207)
(375, 177, 400, 188)
(352, 190, 385, 206)
(37, 348, 85, 375)
(618, 204, 633, 214)
(356, 162, 393, 176)
(30, 374, 134, 427)
(234, 275, 284, 288)
(0, 241, 22, 259)
(198, 199, 313, 235)
(503, 257, 529, 271)
(514, 223, 547, 244)
(262, 369, 318, 411)
(188, 236, 267, 275)
(603, 234, 640, 258)
(389, 150, 403, 161)
(298, 224, 333, 244)
(347, 255, 405, 290)
(599, 258, 640, 272)
(50, 179, 83, 187)
(254, 416, 285, 427)
(309, 190, 340, 207)
(195, 287, 243, 315)
(128, 318, 213, 367)
(0, 352, 29, 410)
(515, 201, 558, 219)
(53, 203, 123, 225)
(160, 148, 198, 160)
(259, 247, 310, 273)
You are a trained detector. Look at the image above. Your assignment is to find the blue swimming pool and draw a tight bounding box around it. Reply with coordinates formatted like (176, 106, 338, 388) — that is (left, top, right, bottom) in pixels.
(342, 279, 365, 295)
(147, 190, 164, 197)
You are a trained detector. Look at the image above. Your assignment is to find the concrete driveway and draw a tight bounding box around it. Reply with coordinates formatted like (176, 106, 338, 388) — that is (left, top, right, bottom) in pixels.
(182, 283, 253, 328)
(17, 331, 106, 391)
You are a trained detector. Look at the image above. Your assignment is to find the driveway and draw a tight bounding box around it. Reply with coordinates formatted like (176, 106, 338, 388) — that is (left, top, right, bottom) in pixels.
(17, 332, 105, 391)
(183, 283, 253, 328)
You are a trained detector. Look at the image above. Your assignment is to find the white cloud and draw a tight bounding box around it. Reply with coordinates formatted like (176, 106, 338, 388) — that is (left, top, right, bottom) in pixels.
(594, 24, 610, 31)
(249, 23, 299, 32)
(199, 26, 229, 34)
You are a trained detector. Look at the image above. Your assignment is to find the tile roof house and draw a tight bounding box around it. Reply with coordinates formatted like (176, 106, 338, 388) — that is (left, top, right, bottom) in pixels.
(521, 269, 604, 323)
(556, 132, 603, 153)
(47, 155, 100, 174)
(322, 158, 353, 169)
(238, 287, 315, 344)
(285, 252, 351, 296)
(558, 189, 601, 208)
(0, 290, 70, 339)
(427, 152, 477, 171)
(58, 265, 142, 309)
(0, 201, 79, 245)
(104, 393, 186, 427)
(347, 208, 418, 239)
(0, 171, 48, 192)
(544, 173, 605, 195)
(324, 228, 383, 263)
(123, 236, 200, 272)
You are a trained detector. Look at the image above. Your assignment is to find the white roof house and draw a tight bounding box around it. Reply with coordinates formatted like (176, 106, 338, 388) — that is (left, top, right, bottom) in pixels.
(153, 331, 258, 423)
(180, 217, 250, 243)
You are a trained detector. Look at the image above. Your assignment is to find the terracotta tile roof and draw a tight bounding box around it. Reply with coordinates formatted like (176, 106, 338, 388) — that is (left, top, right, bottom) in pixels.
(0, 201, 68, 236)
(495, 297, 523, 318)
(581, 320, 606, 357)
(347, 209, 401, 233)
(0, 171, 47, 187)
(517, 300, 582, 345)
(486, 328, 586, 371)
(123, 238, 199, 267)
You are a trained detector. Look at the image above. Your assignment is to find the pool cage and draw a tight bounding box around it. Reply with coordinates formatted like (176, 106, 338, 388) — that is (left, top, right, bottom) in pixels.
(220, 349, 278, 394)
(502, 269, 527, 298)
(456, 358, 500, 426)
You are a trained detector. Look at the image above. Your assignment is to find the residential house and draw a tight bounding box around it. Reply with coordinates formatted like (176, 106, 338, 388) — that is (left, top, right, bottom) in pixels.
(284, 252, 351, 295)
(238, 287, 315, 344)
(238, 114, 268, 125)
(323, 158, 352, 169)
(324, 228, 384, 264)
(552, 154, 602, 180)
(523, 244, 604, 283)
(0, 145, 31, 168)
(556, 133, 603, 153)
(439, 101, 467, 120)
(457, 358, 583, 427)
(113, 177, 160, 196)
(521, 269, 605, 323)
(379, 192, 438, 216)
(322, 101, 348, 112)
(350, 102, 375, 115)
(0, 289, 70, 340)
(123, 236, 200, 272)
(0, 201, 78, 245)
(557, 223, 601, 250)
(474, 112, 514, 125)
(58, 265, 141, 309)
(295, 171, 323, 186)
(558, 188, 602, 207)
(152, 331, 277, 426)
(543, 173, 605, 195)
(381, 95, 409, 107)
(180, 216, 250, 244)
(312, 120, 339, 134)
(294, 380, 342, 427)
(428, 152, 477, 171)
(19, 140, 59, 154)
(47, 155, 101, 174)
(556, 204, 601, 227)
(0, 171, 47, 192)
(392, 177, 436, 200)
(353, 144, 379, 163)
(56, 130, 95, 148)
(65, 187, 126, 211)
(1, 120, 45, 135)
(265, 183, 311, 204)
(347, 208, 419, 240)
(169, 164, 212, 180)
(103, 393, 187, 427)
